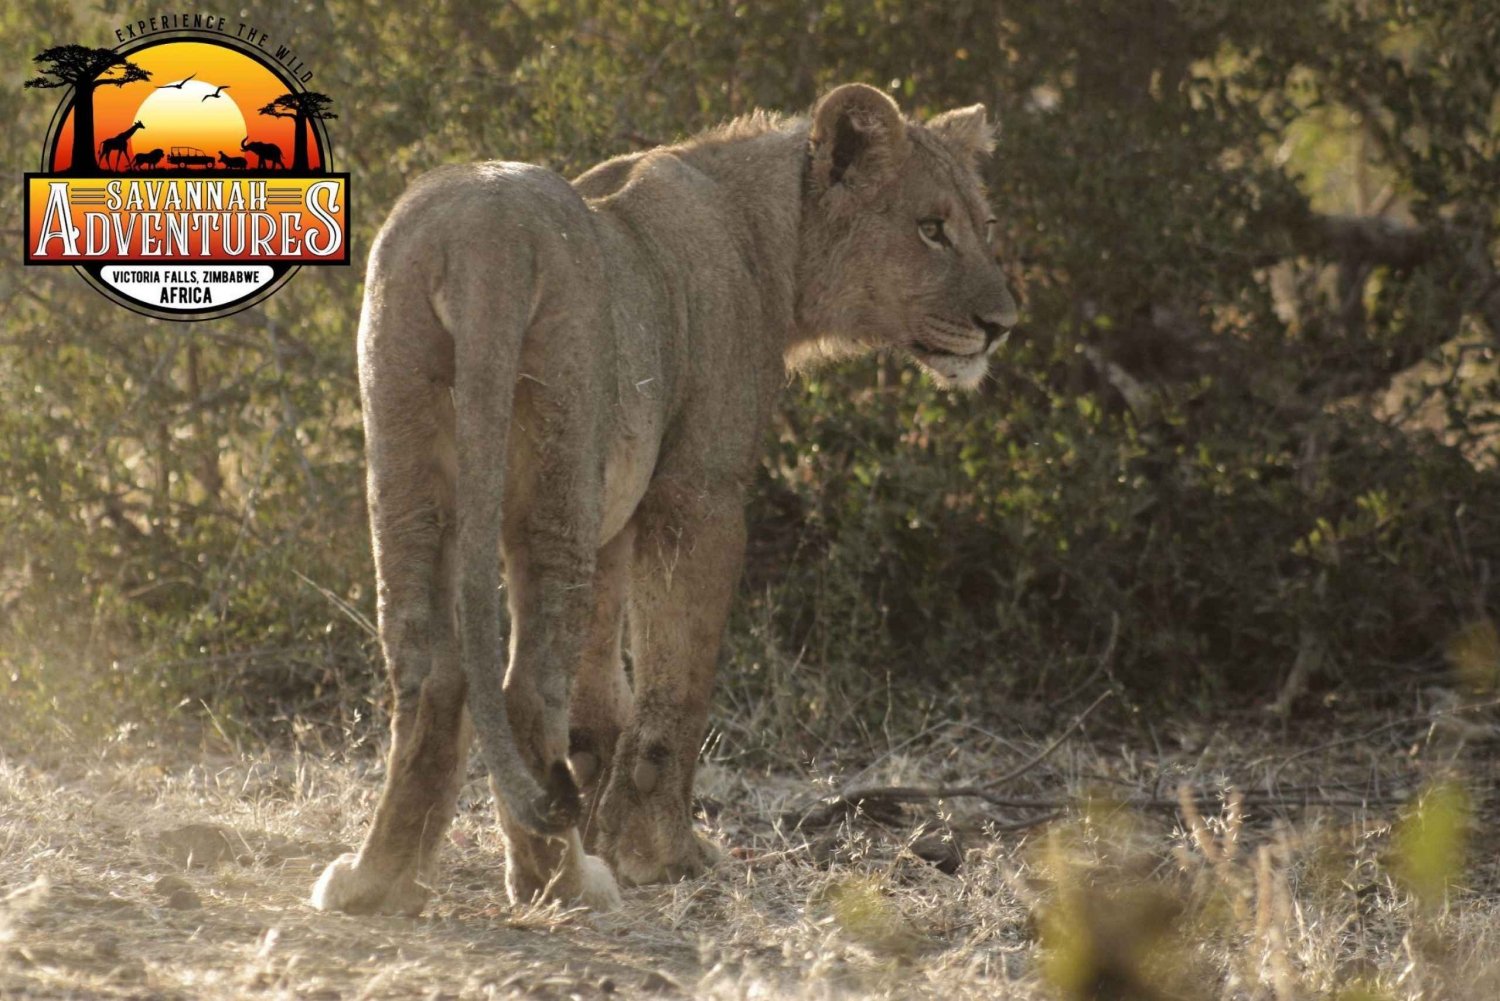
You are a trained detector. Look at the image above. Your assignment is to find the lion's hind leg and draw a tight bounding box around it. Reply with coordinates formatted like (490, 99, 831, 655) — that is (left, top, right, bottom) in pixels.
(492, 514, 622, 912)
(311, 372, 470, 916)
(570, 525, 634, 853)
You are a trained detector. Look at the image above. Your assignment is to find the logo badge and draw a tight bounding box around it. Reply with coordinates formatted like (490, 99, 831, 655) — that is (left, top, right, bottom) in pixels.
(24, 24, 349, 320)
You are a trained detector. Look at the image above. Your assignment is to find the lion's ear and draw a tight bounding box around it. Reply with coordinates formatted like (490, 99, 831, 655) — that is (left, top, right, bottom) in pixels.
(809, 83, 909, 192)
(927, 104, 996, 163)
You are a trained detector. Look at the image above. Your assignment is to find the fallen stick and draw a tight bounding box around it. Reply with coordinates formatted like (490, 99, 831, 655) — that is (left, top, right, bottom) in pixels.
(789, 694, 1499, 831)
(1266, 695, 1500, 793)
(789, 691, 1113, 829)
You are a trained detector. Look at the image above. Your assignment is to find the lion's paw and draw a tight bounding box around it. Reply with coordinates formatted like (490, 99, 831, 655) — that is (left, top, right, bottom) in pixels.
(577, 852, 623, 911)
(612, 831, 722, 887)
(694, 833, 726, 871)
(310, 852, 429, 917)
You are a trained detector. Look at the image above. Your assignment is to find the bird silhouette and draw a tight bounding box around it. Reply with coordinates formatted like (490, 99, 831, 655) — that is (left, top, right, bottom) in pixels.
(157, 73, 197, 90)
(202, 85, 231, 101)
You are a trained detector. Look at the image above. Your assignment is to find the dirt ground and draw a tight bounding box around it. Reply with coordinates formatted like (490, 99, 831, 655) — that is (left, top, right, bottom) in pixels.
(2, 687, 1498, 1000)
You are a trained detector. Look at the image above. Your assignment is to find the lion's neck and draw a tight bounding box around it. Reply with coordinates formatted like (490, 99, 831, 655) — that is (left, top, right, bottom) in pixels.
(679, 121, 884, 369)
(675, 124, 810, 360)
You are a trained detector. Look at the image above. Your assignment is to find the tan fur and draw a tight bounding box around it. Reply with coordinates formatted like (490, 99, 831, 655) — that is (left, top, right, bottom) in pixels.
(310, 84, 1017, 915)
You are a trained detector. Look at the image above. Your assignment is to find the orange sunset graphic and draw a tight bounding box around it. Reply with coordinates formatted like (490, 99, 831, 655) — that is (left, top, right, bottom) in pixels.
(45, 41, 330, 174)
(23, 32, 349, 321)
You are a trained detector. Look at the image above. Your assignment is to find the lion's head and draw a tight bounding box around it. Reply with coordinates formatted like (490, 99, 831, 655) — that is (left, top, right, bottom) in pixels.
(795, 84, 1018, 389)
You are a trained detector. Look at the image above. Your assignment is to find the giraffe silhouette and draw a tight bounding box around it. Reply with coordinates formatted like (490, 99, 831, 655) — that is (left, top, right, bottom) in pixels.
(99, 121, 144, 171)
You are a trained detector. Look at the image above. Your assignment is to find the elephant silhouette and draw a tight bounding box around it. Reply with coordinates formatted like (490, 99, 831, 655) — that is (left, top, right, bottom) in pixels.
(239, 137, 284, 170)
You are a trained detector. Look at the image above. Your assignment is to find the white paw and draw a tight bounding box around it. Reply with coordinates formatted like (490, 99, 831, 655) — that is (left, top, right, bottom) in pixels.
(577, 852, 622, 911)
(309, 852, 429, 916)
(309, 852, 363, 911)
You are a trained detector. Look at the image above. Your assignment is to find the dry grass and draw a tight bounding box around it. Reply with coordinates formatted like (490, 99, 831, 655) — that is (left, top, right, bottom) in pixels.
(2, 686, 1498, 1000)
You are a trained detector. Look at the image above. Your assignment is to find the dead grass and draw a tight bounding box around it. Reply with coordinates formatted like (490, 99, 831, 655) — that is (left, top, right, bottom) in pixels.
(1, 685, 1497, 1000)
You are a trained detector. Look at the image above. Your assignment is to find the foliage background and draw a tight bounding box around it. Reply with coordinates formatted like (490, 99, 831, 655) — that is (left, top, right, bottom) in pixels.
(3, 0, 1498, 751)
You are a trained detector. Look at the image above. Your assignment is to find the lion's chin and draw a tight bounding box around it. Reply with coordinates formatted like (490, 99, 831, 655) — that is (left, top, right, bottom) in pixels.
(910, 347, 990, 390)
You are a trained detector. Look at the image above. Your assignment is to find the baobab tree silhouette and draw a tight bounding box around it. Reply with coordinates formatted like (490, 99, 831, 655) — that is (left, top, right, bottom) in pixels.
(257, 91, 336, 172)
(26, 46, 151, 175)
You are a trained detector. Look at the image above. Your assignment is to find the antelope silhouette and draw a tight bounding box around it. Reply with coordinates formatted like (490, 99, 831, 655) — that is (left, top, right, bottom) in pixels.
(99, 122, 145, 171)
(218, 150, 247, 170)
(132, 148, 166, 170)
(202, 84, 230, 101)
(156, 73, 196, 90)
(239, 137, 284, 170)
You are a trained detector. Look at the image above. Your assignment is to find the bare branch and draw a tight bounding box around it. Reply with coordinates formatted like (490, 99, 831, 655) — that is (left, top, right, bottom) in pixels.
(789, 691, 1114, 829)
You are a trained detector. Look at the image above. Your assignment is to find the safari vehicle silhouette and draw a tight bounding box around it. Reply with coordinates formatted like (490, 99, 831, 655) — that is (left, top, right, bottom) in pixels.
(168, 145, 216, 169)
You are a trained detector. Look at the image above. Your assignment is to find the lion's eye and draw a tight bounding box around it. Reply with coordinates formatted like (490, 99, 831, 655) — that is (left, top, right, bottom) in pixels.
(918, 218, 948, 248)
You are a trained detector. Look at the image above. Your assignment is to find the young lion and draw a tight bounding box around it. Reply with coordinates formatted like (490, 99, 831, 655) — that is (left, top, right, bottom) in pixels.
(312, 84, 1017, 915)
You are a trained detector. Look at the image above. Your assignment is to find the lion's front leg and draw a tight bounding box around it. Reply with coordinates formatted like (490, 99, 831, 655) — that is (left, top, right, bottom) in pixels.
(595, 480, 741, 886)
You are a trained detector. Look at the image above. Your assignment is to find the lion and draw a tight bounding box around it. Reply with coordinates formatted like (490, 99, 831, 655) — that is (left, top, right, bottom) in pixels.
(310, 83, 1017, 916)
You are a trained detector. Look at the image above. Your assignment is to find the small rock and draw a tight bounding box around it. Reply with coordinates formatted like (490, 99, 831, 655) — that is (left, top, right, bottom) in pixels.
(166, 887, 202, 910)
(598, 977, 617, 993)
(639, 971, 678, 994)
(155, 823, 235, 868)
(808, 833, 842, 868)
(910, 830, 964, 875)
(102, 957, 148, 984)
(153, 875, 193, 897)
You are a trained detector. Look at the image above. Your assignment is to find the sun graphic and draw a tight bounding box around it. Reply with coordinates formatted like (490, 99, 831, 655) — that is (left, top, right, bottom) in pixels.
(133, 78, 248, 160)
(50, 40, 318, 172)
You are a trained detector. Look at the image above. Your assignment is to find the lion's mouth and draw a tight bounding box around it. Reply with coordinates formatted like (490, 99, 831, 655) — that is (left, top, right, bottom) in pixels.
(914, 316, 989, 360)
(908, 318, 997, 389)
(913, 341, 985, 360)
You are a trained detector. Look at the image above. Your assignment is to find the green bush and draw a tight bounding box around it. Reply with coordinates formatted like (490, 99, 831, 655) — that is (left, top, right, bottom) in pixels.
(3, 0, 1497, 746)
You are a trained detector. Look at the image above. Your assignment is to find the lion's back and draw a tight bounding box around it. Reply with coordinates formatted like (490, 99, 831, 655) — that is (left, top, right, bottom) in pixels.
(359, 162, 616, 378)
(370, 162, 596, 280)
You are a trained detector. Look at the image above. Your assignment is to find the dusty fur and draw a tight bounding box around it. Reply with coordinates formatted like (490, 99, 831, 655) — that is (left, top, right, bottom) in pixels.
(311, 84, 1018, 915)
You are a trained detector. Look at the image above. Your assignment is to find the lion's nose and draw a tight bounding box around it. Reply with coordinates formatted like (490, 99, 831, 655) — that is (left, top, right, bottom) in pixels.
(975, 288, 1018, 348)
(974, 310, 1015, 350)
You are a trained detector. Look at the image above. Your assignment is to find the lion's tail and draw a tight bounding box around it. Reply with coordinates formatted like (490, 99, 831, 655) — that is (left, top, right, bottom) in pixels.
(358, 184, 577, 839)
(445, 240, 583, 839)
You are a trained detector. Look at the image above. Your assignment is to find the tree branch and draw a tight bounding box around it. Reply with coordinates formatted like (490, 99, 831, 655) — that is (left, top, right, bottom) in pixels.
(788, 691, 1113, 829)
(1297, 213, 1433, 270)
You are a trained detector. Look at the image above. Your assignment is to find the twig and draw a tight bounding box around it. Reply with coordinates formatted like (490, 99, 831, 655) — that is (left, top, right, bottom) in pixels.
(1053, 612, 1120, 706)
(988, 810, 1064, 833)
(792, 782, 1415, 835)
(990, 787, 1406, 822)
(787, 677, 1473, 831)
(294, 569, 378, 639)
(791, 691, 1113, 828)
(1267, 695, 1500, 794)
(981, 690, 1115, 788)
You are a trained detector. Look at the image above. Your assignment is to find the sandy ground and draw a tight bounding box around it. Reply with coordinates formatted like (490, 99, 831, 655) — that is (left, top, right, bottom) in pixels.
(2, 692, 1497, 1000)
